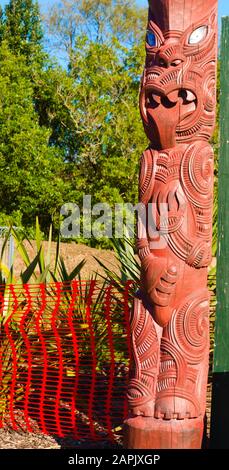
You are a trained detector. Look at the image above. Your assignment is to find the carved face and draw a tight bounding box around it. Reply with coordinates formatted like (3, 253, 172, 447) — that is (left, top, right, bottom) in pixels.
(140, 0, 218, 149)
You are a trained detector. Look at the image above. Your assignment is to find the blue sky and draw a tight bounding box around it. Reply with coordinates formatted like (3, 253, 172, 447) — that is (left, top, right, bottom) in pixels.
(0, 0, 228, 17)
(0, 0, 228, 27)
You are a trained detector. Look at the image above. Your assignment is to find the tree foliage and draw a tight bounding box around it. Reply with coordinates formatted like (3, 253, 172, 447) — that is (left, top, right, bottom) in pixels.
(2, 1, 219, 250)
(0, 0, 149, 243)
(0, 41, 71, 231)
(1, 0, 44, 62)
(47, 0, 147, 62)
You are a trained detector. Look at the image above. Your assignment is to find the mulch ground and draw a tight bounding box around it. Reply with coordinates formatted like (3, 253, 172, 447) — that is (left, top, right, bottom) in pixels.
(0, 416, 121, 449)
(0, 428, 121, 449)
(0, 387, 212, 449)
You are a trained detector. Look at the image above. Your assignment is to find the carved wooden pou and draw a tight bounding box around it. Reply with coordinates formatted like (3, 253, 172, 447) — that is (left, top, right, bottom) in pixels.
(125, 0, 218, 449)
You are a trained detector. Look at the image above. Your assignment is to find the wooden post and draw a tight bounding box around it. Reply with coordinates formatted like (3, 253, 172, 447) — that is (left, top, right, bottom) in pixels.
(210, 16, 229, 450)
(125, 0, 218, 449)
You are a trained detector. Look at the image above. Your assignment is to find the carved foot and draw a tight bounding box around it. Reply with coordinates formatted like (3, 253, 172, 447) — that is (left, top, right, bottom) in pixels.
(154, 293, 209, 421)
(128, 384, 155, 417)
(154, 395, 201, 420)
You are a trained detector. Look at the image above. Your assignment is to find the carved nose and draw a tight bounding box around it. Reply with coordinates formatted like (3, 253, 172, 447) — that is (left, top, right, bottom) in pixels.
(158, 56, 183, 68)
(156, 44, 184, 68)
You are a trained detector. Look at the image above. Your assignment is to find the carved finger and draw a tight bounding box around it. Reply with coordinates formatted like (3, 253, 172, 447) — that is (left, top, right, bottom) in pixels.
(153, 288, 170, 307)
(161, 265, 177, 284)
(156, 281, 176, 295)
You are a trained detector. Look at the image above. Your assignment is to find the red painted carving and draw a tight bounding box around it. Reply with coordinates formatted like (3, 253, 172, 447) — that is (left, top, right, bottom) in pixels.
(125, 0, 218, 449)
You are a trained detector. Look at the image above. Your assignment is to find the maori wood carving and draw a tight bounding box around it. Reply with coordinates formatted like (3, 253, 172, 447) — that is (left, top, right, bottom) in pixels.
(126, 0, 217, 447)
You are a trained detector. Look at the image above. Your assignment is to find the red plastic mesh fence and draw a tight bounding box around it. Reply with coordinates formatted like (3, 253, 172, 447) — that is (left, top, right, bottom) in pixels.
(0, 281, 132, 441)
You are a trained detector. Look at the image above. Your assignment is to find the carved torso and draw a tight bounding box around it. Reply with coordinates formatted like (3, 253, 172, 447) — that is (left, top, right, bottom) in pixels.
(139, 143, 213, 266)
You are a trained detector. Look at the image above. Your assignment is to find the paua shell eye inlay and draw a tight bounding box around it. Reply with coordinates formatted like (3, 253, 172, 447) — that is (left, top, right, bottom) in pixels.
(146, 30, 157, 47)
(188, 26, 208, 44)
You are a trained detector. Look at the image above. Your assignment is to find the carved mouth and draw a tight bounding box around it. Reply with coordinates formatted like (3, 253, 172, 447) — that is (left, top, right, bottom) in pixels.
(144, 88, 197, 122)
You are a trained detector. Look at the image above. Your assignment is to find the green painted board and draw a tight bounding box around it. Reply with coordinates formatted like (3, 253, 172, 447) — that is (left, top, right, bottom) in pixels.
(210, 16, 229, 449)
(214, 16, 229, 374)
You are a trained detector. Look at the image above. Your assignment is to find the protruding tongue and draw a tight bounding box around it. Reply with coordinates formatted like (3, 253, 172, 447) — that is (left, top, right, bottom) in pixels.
(147, 97, 181, 149)
(146, 88, 196, 149)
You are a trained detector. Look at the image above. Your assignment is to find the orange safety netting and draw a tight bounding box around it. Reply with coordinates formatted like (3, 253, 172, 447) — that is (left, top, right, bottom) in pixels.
(0, 281, 132, 441)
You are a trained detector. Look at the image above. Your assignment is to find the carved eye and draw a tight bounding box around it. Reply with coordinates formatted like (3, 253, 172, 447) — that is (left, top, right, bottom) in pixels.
(188, 26, 208, 44)
(146, 30, 157, 47)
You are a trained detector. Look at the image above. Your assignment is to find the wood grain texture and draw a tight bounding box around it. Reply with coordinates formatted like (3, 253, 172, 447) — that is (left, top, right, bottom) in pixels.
(126, 0, 218, 449)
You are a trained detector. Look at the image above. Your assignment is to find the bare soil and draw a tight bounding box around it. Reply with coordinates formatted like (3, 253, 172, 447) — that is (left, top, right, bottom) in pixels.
(13, 240, 119, 280)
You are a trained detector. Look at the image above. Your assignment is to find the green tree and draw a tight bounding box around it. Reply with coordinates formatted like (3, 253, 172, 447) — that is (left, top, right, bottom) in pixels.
(47, 0, 147, 64)
(33, 38, 147, 205)
(31, 0, 148, 245)
(3, 0, 44, 63)
(0, 0, 149, 245)
(0, 6, 5, 42)
(0, 41, 70, 232)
